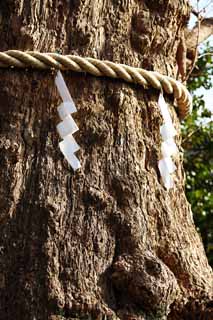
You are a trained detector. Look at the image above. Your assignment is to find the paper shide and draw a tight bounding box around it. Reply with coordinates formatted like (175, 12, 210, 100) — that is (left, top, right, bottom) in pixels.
(158, 93, 178, 190)
(55, 71, 81, 171)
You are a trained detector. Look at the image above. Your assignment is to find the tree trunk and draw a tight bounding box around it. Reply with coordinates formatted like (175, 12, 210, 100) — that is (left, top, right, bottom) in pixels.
(0, 1, 212, 320)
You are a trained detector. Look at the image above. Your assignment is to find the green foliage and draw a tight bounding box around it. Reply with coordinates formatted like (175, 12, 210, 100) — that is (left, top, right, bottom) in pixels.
(182, 44, 213, 266)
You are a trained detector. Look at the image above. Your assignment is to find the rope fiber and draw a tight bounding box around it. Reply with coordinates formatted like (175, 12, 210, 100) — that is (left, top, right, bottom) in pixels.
(0, 50, 192, 119)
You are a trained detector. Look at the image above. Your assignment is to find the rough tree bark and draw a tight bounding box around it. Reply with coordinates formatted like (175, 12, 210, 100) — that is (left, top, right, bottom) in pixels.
(0, 1, 212, 320)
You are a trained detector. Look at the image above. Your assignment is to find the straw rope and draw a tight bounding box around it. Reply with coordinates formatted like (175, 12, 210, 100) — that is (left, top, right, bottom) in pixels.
(0, 50, 192, 119)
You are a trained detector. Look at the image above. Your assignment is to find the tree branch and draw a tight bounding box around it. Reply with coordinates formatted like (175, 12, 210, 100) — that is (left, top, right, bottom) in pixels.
(185, 18, 213, 53)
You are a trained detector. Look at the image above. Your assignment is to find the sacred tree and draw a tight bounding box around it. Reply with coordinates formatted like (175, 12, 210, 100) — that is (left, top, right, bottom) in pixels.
(0, 1, 212, 319)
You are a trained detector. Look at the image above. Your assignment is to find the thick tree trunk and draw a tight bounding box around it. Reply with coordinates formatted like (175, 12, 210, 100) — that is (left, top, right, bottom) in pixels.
(0, 1, 212, 320)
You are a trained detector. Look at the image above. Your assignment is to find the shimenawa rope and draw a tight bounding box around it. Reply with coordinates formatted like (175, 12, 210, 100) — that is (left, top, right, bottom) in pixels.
(0, 50, 192, 119)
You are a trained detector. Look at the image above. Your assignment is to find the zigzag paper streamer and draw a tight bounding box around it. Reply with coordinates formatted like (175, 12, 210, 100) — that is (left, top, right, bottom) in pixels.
(158, 93, 178, 189)
(55, 71, 81, 171)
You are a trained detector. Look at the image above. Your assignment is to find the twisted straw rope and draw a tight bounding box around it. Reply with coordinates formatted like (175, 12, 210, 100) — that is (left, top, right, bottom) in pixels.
(0, 50, 192, 119)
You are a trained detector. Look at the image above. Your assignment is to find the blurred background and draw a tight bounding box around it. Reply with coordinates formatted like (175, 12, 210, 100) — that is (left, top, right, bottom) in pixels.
(183, 0, 213, 265)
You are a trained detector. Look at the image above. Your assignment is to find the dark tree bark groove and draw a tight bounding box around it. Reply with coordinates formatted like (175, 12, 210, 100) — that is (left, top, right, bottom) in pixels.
(0, 1, 212, 320)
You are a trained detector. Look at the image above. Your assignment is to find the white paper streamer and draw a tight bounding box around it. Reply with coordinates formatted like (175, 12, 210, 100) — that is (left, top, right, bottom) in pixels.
(158, 93, 172, 123)
(55, 71, 80, 171)
(60, 134, 80, 153)
(57, 101, 76, 119)
(158, 93, 178, 189)
(158, 157, 176, 176)
(59, 141, 81, 171)
(161, 139, 178, 158)
(55, 71, 77, 108)
(162, 173, 174, 190)
(57, 115, 79, 138)
(160, 122, 177, 140)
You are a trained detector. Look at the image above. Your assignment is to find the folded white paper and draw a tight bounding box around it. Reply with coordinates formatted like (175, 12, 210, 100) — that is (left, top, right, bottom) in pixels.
(57, 101, 77, 119)
(57, 115, 79, 139)
(161, 139, 178, 158)
(158, 157, 176, 176)
(59, 146, 81, 171)
(55, 70, 76, 104)
(158, 93, 179, 189)
(59, 134, 80, 154)
(162, 173, 174, 190)
(158, 93, 172, 124)
(55, 71, 81, 171)
(160, 122, 177, 141)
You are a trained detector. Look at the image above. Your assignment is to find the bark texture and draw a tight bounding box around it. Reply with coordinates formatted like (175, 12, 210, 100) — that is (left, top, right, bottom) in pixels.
(0, 1, 212, 320)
